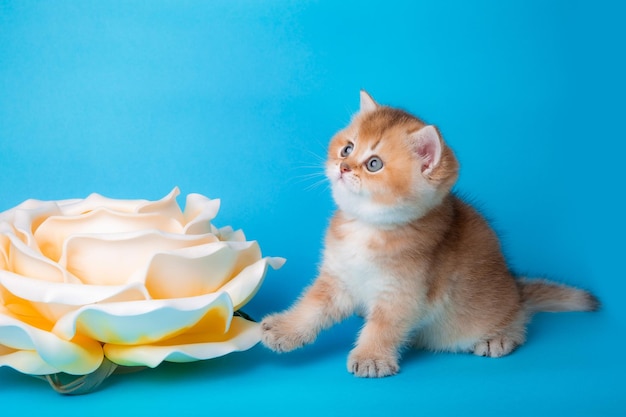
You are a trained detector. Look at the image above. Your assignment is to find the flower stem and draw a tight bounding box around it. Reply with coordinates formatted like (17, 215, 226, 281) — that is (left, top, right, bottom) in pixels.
(37, 358, 118, 395)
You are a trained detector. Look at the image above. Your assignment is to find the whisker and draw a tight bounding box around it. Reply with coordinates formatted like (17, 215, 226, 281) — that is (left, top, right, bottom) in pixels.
(304, 148, 327, 164)
(285, 143, 331, 195)
(292, 174, 326, 185)
(303, 178, 330, 193)
(288, 163, 329, 195)
(293, 171, 326, 179)
(294, 162, 322, 170)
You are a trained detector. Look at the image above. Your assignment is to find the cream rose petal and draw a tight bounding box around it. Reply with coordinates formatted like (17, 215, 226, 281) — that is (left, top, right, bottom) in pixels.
(4, 201, 63, 249)
(0, 312, 103, 375)
(0, 271, 150, 305)
(57, 193, 149, 216)
(222, 256, 286, 310)
(0, 270, 150, 322)
(34, 209, 185, 262)
(52, 292, 233, 345)
(0, 243, 6, 271)
(215, 226, 246, 242)
(0, 347, 59, 375)
(102, 316, 260, 368)
(136, 187, 186, 225)
(182, 193, 221, 235)
(58, 231, 218, 286)
(4, 233, 78, 283)
(144, 241, 261, 299)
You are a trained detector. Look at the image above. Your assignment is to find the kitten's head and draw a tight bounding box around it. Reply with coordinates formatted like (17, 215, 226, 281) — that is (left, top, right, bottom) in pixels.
(326, 91, 459, 226)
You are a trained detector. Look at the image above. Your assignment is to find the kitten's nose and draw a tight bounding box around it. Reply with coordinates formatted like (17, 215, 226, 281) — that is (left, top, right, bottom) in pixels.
(340, 162, 351, 173)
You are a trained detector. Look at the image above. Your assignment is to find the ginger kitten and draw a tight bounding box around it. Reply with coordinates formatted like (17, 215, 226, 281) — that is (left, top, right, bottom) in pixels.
(261, 91, 599, 377)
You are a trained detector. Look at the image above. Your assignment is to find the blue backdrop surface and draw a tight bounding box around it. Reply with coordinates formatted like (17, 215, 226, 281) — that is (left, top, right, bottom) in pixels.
(1, 1, 624, 415)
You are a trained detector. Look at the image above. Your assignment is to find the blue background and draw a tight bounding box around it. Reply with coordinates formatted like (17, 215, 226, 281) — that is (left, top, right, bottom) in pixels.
(1, 1, 624, 415)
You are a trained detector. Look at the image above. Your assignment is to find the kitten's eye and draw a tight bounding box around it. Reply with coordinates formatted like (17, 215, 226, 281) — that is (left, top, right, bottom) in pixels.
(365, 156, 384, 172)
(340, 143, 354, 157)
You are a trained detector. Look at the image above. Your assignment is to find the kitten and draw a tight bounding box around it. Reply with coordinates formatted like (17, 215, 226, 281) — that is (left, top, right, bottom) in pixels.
(261, 91, 599, 377)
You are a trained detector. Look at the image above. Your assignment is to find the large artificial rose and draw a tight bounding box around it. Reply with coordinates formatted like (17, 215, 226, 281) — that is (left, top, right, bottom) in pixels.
(0, 188, 283, 391)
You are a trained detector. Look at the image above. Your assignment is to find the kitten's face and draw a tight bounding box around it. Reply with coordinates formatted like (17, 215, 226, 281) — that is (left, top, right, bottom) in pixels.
(326, 92, 459, 226)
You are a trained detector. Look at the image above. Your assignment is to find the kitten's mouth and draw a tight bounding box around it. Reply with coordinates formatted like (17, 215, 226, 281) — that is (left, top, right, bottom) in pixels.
(335, 173, 349, 186)
(334, 175, 360, 196)
(329, 166, 360, 194)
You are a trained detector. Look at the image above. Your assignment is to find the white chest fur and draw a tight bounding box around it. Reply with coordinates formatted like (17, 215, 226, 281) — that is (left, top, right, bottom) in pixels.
(322, 220, 393, 310)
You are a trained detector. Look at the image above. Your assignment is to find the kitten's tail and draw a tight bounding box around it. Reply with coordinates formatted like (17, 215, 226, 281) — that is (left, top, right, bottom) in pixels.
(517, 278, 600, 314)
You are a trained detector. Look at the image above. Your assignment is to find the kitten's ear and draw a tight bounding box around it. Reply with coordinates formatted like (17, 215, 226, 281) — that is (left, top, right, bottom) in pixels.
(359, 90, 378, 113)
(408, 125, 443, 176)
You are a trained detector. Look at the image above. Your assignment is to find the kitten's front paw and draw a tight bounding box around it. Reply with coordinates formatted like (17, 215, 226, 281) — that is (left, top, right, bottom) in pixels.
(347, 349, 399, 378)
(260, 313, 315, 353)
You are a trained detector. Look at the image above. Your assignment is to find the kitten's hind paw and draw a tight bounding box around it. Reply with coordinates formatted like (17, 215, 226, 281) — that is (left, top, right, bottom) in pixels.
(347, 350, 399, 378)
(473, 335, 518, 358)
(260, 313, 315, 353)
